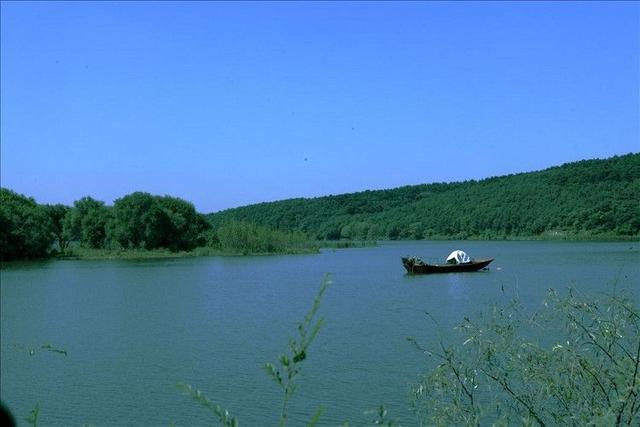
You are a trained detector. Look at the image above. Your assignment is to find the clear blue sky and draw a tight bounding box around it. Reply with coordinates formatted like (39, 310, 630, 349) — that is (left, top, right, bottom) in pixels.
(1, 1, 638, 213)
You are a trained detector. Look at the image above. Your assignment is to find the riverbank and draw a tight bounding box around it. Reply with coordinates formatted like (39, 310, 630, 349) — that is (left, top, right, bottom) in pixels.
(55, 246, 321, 260)
(49, 241, 378, 260)
(4, 235, 637, 263)
(318, 240, 378, 249)
(419, 232, 639, 242)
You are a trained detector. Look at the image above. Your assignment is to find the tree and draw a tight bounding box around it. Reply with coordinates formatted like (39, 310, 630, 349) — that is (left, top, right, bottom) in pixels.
(111, 192, 167, 249)
(0, 188, 53, 260)
(45, 204, 71, 254)
(63, 197, 110, 248)
(157, 195, 210, 251)
(111, 192, 209, 251)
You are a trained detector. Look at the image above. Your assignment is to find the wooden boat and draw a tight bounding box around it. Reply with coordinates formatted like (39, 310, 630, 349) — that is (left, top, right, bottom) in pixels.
(402, 256, 494, 274)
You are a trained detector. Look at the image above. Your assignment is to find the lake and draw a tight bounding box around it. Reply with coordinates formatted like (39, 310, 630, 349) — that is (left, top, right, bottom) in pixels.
(1, 241, 639, 426)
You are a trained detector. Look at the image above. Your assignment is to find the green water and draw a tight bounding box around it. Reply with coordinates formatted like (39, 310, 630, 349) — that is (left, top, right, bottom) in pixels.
(1, 241, 638, 426)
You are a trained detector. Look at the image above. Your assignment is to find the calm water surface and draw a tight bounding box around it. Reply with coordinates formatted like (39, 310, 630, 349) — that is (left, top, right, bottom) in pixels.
(1, 241, 639, 426)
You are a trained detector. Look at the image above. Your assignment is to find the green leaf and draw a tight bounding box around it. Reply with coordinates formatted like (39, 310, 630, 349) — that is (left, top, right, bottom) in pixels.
(177, 383, 239, 427)
(307, 407, 324, 427)
(24, 403, 40, 427)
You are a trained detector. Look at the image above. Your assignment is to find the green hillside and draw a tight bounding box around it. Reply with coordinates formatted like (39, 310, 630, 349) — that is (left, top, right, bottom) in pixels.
(207, 153, 640, 240)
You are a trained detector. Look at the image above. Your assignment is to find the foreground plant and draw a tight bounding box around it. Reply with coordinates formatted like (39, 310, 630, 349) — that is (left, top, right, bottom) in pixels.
(180, 275, 331, 426)
(24, 403, 39, 427)
(265, 275, 331, 427)
(177, 383, 239, 427)
(410, 288, 640, 426)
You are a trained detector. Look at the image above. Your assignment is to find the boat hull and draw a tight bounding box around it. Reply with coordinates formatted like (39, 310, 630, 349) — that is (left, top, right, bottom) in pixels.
(402, 257, 494, 274)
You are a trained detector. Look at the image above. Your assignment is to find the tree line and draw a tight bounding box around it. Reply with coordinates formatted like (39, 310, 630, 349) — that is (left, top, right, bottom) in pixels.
(3, 153, 638, 260)
(0, 190, 316, 261)
(208, 153, 640, 240)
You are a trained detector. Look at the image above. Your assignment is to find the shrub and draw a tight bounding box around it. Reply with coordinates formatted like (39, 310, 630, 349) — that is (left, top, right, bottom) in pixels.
(410, 289, 640, 426)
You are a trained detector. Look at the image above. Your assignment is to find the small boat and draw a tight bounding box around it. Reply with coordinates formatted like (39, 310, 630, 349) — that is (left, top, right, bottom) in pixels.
(402, 250, 493, 274)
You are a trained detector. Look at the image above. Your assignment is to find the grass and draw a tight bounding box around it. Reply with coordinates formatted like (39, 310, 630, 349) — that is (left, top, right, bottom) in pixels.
(318, 240, 378, 249)
(57, 245, 319, 260)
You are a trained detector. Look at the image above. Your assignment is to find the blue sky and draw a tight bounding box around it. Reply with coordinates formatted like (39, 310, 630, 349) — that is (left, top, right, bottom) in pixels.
(1, 1, 638, 212)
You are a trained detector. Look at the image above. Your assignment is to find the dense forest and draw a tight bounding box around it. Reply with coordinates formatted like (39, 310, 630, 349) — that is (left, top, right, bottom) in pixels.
(208, 153, 640, 240)
(0, 190, 316, 261)
(1, 154, 638, 261)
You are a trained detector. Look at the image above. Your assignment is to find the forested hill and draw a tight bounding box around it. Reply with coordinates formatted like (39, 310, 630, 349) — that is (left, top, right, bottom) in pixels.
(208, 153, 640, 240)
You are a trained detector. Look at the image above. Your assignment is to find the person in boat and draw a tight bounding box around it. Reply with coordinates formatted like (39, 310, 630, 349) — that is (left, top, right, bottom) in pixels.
(446, 250, 471, 264)
(408, 256, 425, 266)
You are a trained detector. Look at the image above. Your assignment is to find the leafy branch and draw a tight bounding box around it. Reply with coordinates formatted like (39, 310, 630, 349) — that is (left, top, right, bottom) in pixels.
(411, 288, 640, 426)
(24, 403, 39, 427)
(177, 383, 239, 427)
(265, 274, 331, 427)
(179, 275, 331, 427)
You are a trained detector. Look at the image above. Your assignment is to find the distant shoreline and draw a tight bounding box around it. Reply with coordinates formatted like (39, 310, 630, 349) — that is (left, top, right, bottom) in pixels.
(2, 237, 637, 264)
(207, 154, 639, 243)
